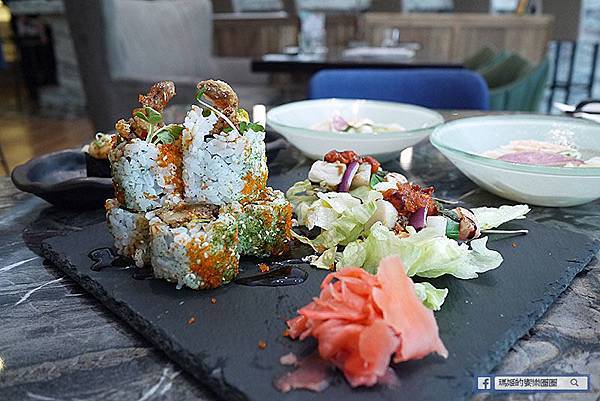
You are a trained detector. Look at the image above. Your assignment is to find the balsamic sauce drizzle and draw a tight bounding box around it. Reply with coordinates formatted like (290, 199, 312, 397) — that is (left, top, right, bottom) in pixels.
(235, 260, 308, 287)
(88, 247, 153, 280)
(89, 249, 308, 286)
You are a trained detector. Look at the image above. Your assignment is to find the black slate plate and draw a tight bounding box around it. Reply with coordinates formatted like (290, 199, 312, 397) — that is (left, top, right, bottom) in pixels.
(11, 149, 113, 210)
(41, 220, 599, 401)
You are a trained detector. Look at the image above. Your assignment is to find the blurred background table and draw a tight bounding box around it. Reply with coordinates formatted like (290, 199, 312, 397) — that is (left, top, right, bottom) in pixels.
(252, 49, 464, 74)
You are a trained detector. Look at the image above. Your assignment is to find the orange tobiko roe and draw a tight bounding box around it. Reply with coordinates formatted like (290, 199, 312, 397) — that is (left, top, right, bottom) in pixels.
(286, 256, 448, 387)
(185, 233, 239, 289)
(157, 141, 184, 196)
(241, 170, 268, 200)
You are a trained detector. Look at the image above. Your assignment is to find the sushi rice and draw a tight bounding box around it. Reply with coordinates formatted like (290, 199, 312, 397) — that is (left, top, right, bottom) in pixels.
(105, 198, 151, 268)
(147, 203, 240, 290)
(110, 139, 183, 212)
(182, 105, 268, 206)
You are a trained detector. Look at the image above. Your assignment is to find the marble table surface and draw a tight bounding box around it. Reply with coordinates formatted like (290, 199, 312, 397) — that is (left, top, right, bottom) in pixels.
(0, 117, 599, 401)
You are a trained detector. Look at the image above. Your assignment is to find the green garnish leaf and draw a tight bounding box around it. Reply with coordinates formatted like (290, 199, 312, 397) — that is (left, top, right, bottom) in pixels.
(154, 131, 174, 144)
(202, 108, 211, 117)
(144, 107, 163, 125)
(165, 124, 184, 136)
(195, 86, 206, 103)
(223, 127, 233, 133)
(445, 219, 460, 240)
(134, 111, 149, 122)
(248, 122, 265, 132)
(369, 171, 385, 188)
(151, 124, 183, 145)
(238, 121, 264, 134)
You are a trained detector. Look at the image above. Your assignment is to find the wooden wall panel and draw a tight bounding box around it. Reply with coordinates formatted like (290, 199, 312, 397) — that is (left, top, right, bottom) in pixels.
(213, 13, 298, 57)
(212, 12, 553, 63)
(325, 14, 358, 49)
(456, 27, 506, 60)
(364, 12, 554, 64)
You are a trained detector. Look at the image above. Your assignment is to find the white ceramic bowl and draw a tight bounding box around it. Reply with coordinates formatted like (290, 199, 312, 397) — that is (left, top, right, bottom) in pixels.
(430, 115, 600, 207)
(267, 99, 444, 161)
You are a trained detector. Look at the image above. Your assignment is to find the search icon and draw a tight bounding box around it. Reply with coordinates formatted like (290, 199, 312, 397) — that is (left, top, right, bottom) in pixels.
(570, 378, 579, 387)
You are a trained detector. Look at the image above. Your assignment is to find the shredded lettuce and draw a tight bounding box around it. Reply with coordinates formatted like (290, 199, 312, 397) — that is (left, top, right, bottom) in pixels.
(348, 186, 373, 202)
(306, 247, 339, 270)
(339, 239, 367, 269)
(315, 192, 361, 214)
(286, 179, 318, 212)
(400, 225, 503, 279)
(339, 222, 503, 279)
(286, 180, 512, 311)
(340, 222, 397, 274)
(293, 191, 381, 252)
(471, 204, 530, 230)
(285, 180, 320, 227)
(414, 282, 449, 311)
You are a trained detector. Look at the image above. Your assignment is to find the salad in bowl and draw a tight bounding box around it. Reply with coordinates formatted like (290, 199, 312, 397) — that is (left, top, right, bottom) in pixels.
(267, 99, 444, 161)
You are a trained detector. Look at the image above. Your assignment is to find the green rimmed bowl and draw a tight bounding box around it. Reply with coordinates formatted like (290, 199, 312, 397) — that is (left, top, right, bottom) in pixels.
(267, 99, 444, 162)
(431, 114, 600, 207)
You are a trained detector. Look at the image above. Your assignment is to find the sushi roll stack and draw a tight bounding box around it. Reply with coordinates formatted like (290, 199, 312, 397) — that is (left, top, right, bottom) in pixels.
(106, 79, 292, 290)
(226, 188, 293, 257)
(182, 81, 268, 206)
(105, 198, 151, 268)
(147, 204, 239, 290)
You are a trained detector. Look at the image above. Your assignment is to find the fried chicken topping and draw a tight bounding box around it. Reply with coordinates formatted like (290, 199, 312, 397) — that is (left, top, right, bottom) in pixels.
(115, 81, 176, 140)
(139, 81, 176, 112)
(155, 203, 220, 227)
(383, 182, 438, 217)
(197, 79, 240, 134)
(324, 150, 381, 173)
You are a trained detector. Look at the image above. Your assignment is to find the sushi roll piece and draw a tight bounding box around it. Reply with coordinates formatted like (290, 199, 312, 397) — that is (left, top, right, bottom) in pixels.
(226, 187, 293, 257)
(182, 80, 268, 206)
(110, 139, 183, 212)
(110, 80, 184, 212)
(105, 198, 151, 268)
(147, 203, 240, 290)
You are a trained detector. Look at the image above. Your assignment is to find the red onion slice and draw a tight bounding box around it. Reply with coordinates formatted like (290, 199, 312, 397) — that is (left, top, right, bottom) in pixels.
(338, 161, 359, 192)
(409, 207, 427, 231)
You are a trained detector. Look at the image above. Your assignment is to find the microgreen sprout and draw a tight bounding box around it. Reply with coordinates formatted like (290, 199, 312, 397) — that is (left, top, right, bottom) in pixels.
(135, 106, 182, 145)
(194, 87, 265, 135)
(194, 86, 240, 135)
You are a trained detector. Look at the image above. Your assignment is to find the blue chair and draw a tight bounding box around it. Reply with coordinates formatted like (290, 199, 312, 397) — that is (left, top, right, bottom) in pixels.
(309, 69, 490, 110)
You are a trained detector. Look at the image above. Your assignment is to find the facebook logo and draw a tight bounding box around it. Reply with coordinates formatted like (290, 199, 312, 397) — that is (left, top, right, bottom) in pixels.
(478, 376, 492, 391)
